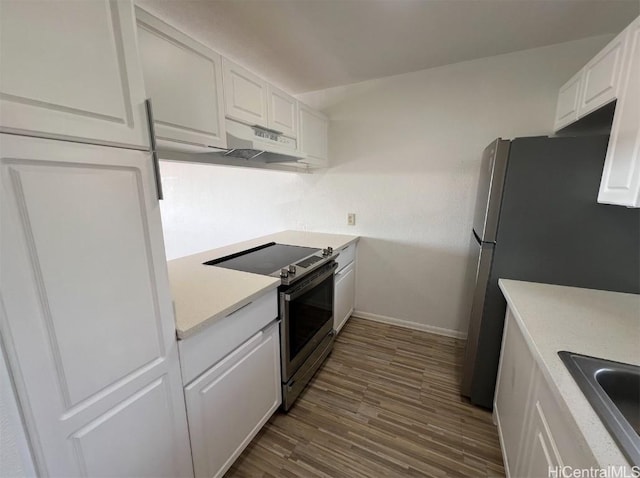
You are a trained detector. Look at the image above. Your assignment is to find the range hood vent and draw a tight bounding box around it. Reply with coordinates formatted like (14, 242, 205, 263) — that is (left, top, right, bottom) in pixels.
(223, 119, 305, 163)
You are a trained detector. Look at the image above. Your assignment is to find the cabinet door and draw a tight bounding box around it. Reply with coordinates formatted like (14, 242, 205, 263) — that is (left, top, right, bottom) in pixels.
(268, 86, 298, 138)
(494, 311, 536, 476)
(521, 401, 562, 478)
(136, 8, 227, 150)
(579, 31, 626, 118)
(299, 104, 329, 166)
(0, 0, 149, 149)
(553, 71, 583, 131)
(334, 262, 355, 333)
(598, 17, 640, 207)
(185, 322, 281, 478)
(223, 59, 268, 127)
(0, 134, 193, 477)
(0, 340, 36, 477)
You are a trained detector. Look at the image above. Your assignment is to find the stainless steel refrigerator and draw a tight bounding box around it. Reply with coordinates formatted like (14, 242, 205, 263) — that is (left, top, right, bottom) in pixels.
(461, 135, 640, 410)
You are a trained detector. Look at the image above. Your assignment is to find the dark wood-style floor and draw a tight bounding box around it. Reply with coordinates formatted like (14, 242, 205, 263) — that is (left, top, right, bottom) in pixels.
(226, 318, 505, 477)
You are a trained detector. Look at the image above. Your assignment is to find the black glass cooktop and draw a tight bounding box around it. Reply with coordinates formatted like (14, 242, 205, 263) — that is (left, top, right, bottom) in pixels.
(204, 242, 321, 276)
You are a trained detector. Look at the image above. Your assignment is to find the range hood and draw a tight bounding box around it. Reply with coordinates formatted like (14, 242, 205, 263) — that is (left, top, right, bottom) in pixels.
(222, 119, 305, 163)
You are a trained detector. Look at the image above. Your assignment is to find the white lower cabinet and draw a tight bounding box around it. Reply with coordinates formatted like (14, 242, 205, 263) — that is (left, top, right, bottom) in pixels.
(494, 310, 536, 475)
(184, 321, 281, 478)
(334, 242, 357, 333)
(334, 262, 355, 333)
(521, 398, 562, 478)
(495, 310, 596, 477)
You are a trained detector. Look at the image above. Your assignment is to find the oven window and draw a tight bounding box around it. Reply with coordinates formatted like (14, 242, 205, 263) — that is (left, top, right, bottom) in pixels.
(288, 273, 334, 359)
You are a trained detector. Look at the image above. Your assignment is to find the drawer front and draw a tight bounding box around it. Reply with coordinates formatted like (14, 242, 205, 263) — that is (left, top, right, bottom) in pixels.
(185, 322, 281, 478)
(335, 242, 356, 272)
(179, 291, 278, 384)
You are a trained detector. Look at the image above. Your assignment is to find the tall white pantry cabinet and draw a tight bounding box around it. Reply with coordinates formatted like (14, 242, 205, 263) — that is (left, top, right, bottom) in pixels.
(0, 1, 193, 477)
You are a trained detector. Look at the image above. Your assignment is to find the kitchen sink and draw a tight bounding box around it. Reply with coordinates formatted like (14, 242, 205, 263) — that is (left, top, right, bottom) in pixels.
(559, 351, 640, 466)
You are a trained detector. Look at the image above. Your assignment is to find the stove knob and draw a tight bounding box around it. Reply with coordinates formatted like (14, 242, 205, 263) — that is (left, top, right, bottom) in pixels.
(322, 248, 329, 257)
(288, 265, 297, 274)
(327, 246, 334, 254)
(280, 268, 289, 278)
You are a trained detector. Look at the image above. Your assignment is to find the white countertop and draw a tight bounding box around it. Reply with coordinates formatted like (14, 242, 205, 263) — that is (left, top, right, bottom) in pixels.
(499, 279, 640, 468)
(168, 230, 359, 339)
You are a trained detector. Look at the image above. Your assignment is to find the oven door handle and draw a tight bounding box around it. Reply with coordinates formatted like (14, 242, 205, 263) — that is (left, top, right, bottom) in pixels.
(283, 262, 338, 302)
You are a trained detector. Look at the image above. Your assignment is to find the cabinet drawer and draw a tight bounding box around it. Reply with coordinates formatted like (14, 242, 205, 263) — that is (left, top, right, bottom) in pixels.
(178, 291, 278, 384)
(185, 322, 281, 478)
(335, 242, 356, 272)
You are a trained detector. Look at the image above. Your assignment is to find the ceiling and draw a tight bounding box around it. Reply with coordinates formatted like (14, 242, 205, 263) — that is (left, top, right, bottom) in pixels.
(137, 0, 639, 94)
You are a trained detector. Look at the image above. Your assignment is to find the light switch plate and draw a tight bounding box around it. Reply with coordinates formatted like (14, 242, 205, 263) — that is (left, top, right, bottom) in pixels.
(347, 213, 356, 226)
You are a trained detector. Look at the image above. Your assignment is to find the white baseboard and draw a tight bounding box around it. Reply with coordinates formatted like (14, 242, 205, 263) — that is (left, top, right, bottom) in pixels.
(351, 310, 467, 340)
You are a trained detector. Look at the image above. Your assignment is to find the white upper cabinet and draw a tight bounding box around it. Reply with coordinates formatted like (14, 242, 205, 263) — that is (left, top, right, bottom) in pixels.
(598, 17, 640, 207)
(136, 8, 226, 151)
(553, 71, 583, 131)
(223, 59, 269, 127)
(579, 31, 626, 118)
(554, 15, 640, 207)
(299, 103, 329, 166)
(267, 86, 298, 138)
(0, 134, 193, 477)
(0, 0, 149, 149)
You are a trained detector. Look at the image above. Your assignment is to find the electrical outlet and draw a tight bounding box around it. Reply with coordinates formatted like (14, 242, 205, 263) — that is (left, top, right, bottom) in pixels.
(347, 213, 356, 226)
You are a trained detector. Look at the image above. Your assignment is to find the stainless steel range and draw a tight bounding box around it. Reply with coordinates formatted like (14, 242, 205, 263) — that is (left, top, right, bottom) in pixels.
(204, 242, 338, 410)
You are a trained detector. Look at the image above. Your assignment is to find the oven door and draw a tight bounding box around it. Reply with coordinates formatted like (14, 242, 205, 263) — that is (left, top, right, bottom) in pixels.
(280, 261, 337, 382)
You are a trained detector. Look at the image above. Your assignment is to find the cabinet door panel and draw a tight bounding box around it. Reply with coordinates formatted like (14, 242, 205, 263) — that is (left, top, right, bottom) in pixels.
(71, 377, 184, 478)
(494, 311, 536, 476)
(299, 104, 328, 166)
(185, 323, 281, 478)
(334, 262, 355, 333)
(579, 33, 625, 117)
(598, 17, 640, 207)
(553, 71, 583, 131)
(136, 9, 226, 149)
(0, 0, 149, 149)
(268, 86, 297, 138)
(223, 60, 268, 127)
(0, 134, 192, 476)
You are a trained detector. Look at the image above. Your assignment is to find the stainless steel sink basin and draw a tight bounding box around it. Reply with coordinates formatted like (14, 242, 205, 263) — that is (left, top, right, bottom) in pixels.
(559, 351, 640, 466)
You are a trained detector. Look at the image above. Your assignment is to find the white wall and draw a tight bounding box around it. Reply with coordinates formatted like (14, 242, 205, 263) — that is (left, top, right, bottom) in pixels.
(159, 35, 611, 335)
(158, 162, 310, 259)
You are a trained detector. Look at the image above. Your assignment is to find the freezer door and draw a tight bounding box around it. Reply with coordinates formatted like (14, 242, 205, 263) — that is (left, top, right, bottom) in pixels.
(472, 139, 510, 243)
(461, 237, 494, 397)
